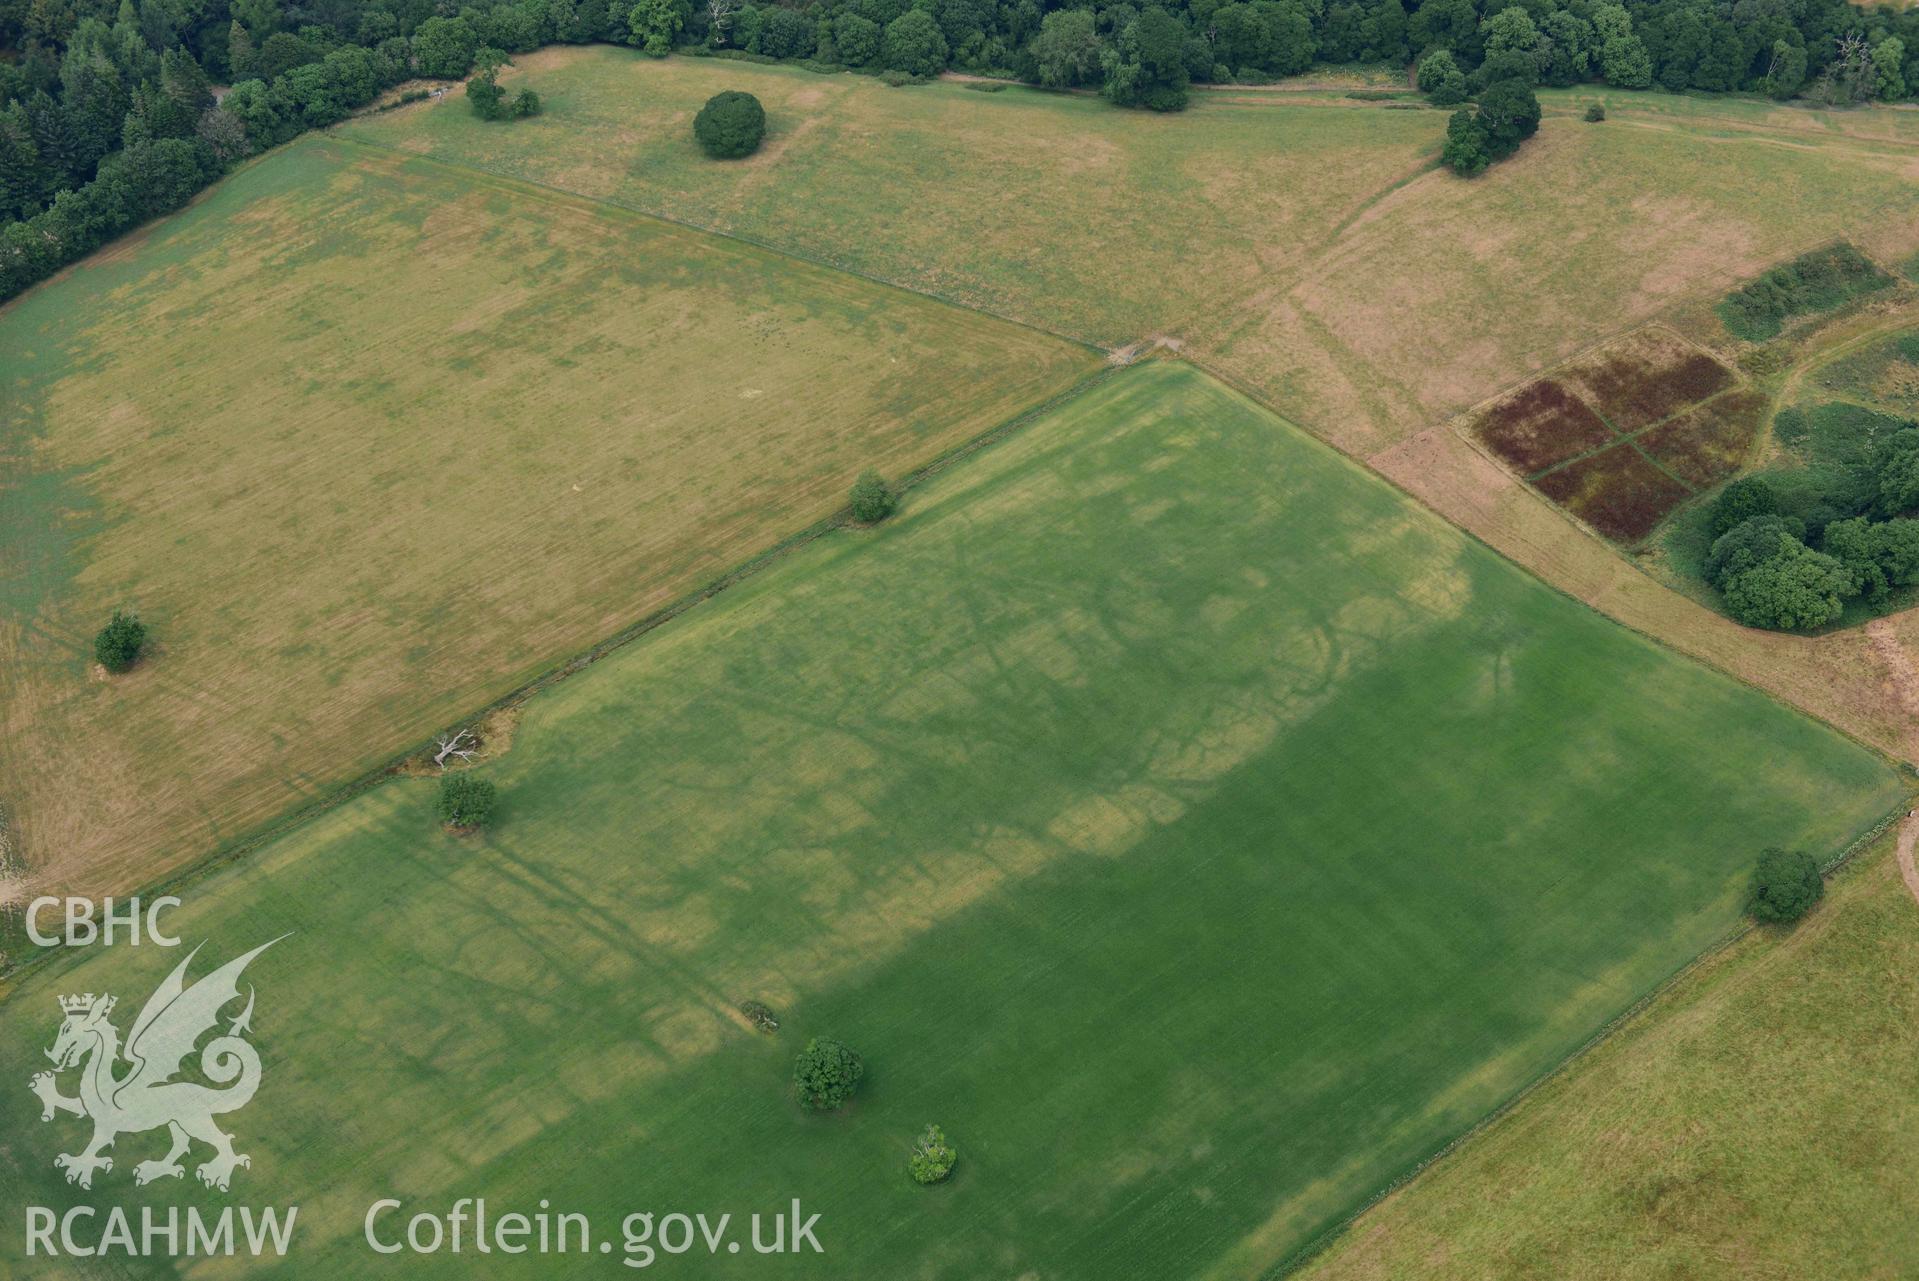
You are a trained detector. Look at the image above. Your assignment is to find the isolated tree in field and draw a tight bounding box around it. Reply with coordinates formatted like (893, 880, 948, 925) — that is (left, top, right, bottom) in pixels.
(94, 610, 147, 673)
(1584, 102, 1606, 122)
(794, 1037, 864, 1110)
(437, 774, 497, 831)
(1748, 847, 1822, 924)
(1710, 476, 1779, 537)
(1441, 108, 1491, 176)
(693, 90, 765, 157)
(1476, 80, 1541, 157)
(850, 469, 896, 523)
(907, 1124, 957, 1184)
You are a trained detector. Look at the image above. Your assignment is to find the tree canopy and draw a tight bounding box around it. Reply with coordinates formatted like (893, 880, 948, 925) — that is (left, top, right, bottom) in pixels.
(692, 89, 765, 157)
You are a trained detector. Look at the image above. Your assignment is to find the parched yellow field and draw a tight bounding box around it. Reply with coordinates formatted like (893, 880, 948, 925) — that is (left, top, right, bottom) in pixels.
(336, 53, 1919, 768)
(345, 50, 1919, 458)
(0, 134, 1100, 895)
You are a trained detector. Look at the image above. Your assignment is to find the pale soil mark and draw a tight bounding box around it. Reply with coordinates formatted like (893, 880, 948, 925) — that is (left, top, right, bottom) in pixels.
(1895, 808, 1919, 908)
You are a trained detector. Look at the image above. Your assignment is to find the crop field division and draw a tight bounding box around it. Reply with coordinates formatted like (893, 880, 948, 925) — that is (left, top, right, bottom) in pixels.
(337, 47, 1919, 773)
(0, 133, 1100, 895)
(0, 363, 1900, 1279)
(1466, 326, 1766, 543)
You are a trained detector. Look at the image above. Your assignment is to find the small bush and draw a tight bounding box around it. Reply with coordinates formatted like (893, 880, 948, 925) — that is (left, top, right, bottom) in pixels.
(739, 1000, 780, 1032)
(907, 1124, 957, 1184)
(1748, 847, 1823, 923)
(94, 610, 148, 673)
(512, 88, 541, 117)
(437, 774, 497, 831)
(1584, 102, 1606, 122)
(793, 1037, 863, 1110)
(878, 69, 919, 87)
(693, 90, 766, 158)
(850, 469, 896, 523)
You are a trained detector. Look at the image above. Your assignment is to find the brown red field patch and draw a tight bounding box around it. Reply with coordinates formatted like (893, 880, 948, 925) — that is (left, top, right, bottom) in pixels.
(1558, 328, 1738, 432)
(1638, 390, 1769, 489)
(1470, 379, 1616, 473)
(1534, 444, 1693, 544)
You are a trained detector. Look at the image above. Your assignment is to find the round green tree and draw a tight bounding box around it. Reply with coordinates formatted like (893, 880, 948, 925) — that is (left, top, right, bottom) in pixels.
(793, 1037, 864, 1110)
(1711, 476, 1780, 537)
(437, 774, 498, 831)
(94, 610, 148, 673)
(1749, 847, 1823, 924)
(692, 90, 765, 159)
(907, 1124, 957, 1184)
(849, 469, 895, 523)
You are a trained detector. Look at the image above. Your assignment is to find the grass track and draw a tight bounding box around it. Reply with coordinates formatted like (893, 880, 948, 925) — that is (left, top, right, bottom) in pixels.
(0, 363, 1900, 1278)
(0, 133, 1100, 896)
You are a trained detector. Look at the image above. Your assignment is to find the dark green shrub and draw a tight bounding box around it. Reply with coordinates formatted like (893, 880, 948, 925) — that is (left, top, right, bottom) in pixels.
(850, 470, 896, 523)
(94, 610, 148, 673)
(907, 1124, 957, 1184)
(693, 90, 766, 158)
(1584, 102, 1606, 122)
(437, 774, 498, 831)
(1717, 244, 1894, 343)
(1710, 476, 1780, 537)
(740, 1000, 780, 1032)
(1705, 515, 1800, 589)
(1721, 541, 1851, 630)
(793, 1037, 863, 1110)
(1748, 847, 1823, 923)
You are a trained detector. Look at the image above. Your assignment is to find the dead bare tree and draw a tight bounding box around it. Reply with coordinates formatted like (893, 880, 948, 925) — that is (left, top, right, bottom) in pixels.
(708, 0, 738, 45)
(433, 730, 477, 770)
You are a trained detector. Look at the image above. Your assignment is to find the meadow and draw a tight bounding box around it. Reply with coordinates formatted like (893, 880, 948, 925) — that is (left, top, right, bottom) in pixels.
(343, 49, 1919, 459)
(0, 133, 1099, 896)
(1302, 829, 1919, 1280)
(0, 364, 1899, 1278)
(338, 48, 1919, 772)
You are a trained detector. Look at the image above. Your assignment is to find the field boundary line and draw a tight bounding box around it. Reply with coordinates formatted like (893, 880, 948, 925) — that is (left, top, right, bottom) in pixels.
(0, 362, 1126, 984)
(322, 132, 1110, 358)
(1266, 790, 1915, 1280)
(1196, 347, 1919, 776)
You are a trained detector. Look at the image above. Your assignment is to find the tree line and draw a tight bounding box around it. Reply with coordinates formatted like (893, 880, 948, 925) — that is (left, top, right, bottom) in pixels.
(3, 0, 1918, 299)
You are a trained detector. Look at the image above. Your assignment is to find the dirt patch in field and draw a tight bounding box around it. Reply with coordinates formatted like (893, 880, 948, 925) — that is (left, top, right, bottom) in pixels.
(1471, 378, 1616, 473)
(1534, 445, 1693, 543)
(1558, 327, 1738, 431)
(1637, 389, 1769, 487)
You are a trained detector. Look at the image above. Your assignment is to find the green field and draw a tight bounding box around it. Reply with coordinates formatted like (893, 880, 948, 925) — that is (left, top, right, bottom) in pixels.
(0, 363, 1899, 1278)
(1302, 830, 1919, 1281)
(0, 133, 1098, 897)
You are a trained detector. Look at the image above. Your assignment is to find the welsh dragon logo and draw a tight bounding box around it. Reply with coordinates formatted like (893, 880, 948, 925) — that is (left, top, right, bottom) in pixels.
(28, 937, 283, 1192)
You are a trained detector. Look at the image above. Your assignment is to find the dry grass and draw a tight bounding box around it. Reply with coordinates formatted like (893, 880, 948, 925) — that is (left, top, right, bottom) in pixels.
(0, 135, 1099, 895)
(342, 51, 1919, 460)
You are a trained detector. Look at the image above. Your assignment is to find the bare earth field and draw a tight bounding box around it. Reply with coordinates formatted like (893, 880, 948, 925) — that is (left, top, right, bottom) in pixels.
(0, 134, 1100, 895)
